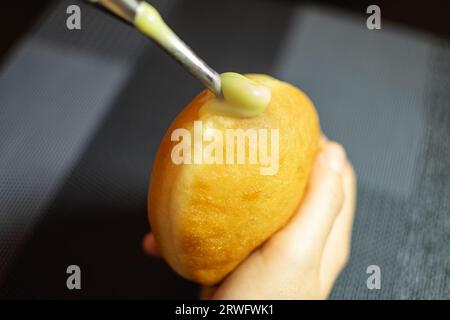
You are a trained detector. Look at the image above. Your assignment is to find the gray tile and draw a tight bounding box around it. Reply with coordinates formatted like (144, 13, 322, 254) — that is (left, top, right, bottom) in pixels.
(0, 39, 132, 280)
(274, 6, 431, 198)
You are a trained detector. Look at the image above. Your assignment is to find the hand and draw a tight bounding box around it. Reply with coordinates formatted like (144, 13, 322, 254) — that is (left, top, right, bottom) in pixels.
(143, 138, 356, 299)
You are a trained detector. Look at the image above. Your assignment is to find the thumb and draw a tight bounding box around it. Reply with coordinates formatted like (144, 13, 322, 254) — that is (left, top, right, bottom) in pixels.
(265, 141, 346, 263)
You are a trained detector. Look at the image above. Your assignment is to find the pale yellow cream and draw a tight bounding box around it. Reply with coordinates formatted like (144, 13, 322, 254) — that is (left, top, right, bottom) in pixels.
(134, 3, 271, 117)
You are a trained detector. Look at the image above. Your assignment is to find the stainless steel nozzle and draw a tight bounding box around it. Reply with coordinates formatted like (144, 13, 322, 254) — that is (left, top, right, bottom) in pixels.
(88, 0, 139, 23)
(88, 0, 222, 97)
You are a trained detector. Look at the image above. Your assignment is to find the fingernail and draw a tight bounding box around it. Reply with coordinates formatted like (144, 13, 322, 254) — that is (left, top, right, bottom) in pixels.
(319, 143, 345, 172)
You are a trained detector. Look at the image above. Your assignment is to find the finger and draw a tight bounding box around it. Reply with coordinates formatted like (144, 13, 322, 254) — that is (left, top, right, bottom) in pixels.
(273, 141, 346, 262)
(319, 162, 357, 297)
(199, 286, 218, 300)
(288, 142, 346, 245)
(320, 133, 327, 145)
(142, 233, 161, 257)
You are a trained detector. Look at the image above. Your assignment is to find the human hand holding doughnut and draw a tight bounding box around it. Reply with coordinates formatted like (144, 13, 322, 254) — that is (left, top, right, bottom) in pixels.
(143, 138, 356, 299)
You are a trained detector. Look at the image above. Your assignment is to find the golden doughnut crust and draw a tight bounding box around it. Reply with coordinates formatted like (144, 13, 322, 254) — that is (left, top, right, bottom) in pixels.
(148, 75, 320, 285)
